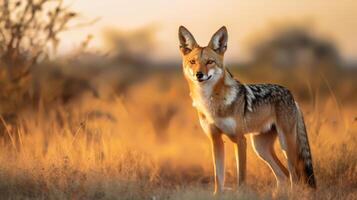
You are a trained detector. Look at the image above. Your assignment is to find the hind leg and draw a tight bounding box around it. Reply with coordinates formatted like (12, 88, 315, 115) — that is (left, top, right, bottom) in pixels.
(276, 123, 300, 188)
(251, 129, 289, 189)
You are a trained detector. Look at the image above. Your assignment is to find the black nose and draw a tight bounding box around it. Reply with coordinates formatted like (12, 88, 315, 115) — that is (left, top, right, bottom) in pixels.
(196, 71, 204, 79)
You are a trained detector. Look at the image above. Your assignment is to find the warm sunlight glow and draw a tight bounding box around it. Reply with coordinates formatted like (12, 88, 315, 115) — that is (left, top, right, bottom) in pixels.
(0, 0, 356, 199)
(62, 0, 357, 62)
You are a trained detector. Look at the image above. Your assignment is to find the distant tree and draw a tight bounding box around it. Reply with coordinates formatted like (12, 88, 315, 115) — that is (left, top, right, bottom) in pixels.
(101, 26, 157, 95)
(250, 26, 340, 68)
(103, 26, 157, 64)
(0, 0, 79, 81)
(0, 0, 82, 113)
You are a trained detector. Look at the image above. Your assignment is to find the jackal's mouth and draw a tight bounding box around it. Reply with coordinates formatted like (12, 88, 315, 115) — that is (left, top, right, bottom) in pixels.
(197, 75, 212, 82)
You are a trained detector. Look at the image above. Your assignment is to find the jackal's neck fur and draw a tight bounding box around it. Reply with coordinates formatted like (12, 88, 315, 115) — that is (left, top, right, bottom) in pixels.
(189, 68, 242, 119)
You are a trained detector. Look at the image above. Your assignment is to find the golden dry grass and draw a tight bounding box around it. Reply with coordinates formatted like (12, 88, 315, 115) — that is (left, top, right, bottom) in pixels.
(0, 74, 356, 200)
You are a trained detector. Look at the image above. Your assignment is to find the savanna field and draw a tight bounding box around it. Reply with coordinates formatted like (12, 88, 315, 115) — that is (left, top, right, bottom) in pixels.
(0, 0, 357, 199)
(0, 66, 356, 200)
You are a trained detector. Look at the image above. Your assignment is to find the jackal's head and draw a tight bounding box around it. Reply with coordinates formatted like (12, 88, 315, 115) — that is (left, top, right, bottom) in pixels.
(178, 26, 228, 85)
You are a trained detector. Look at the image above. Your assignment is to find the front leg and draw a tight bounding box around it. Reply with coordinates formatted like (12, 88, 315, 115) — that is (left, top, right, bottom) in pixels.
(234, 136, 247, 188)
(198, 114, 225, 194)
(210, 132, 225, 194)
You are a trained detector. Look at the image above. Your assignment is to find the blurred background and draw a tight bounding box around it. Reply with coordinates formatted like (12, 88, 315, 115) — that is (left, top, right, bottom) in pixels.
(0, 0, 356, 199)
(1, 0, 357, 111)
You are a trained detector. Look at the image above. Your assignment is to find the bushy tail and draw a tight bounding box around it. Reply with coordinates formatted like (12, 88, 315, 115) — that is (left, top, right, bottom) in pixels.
(295, 103, 316, 188)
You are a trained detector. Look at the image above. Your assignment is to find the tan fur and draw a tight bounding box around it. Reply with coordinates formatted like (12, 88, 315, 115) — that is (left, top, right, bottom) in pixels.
(178, 26, 316, 194)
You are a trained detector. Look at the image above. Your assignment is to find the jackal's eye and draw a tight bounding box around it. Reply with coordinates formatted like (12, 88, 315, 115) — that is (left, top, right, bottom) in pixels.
(189, 60, 196, 64)
(206, 59, 215, 65)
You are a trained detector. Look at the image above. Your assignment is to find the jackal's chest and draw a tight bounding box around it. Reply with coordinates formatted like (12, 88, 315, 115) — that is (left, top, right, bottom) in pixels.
(193, 98, 237, 136)
(191, 92, 214, 116)
(191, 85, 240, 136)
(214, 117, 237, 135)
(198, 113, 237, 136)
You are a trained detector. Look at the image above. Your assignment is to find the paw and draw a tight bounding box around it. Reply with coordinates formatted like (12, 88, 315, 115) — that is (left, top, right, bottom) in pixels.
(224, 186, 233, 191)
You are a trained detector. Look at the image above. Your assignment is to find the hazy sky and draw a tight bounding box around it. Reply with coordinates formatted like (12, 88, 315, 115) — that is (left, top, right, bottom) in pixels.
(61, 0, 357, 62)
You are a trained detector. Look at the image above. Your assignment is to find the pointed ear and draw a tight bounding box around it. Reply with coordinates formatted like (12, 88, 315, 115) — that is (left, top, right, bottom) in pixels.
(178, 26, 197, 55)
(208, 26, 228, 55)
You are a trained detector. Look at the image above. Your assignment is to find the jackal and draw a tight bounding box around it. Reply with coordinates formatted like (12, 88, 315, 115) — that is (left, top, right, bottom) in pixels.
(178, 26, 316, 194)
